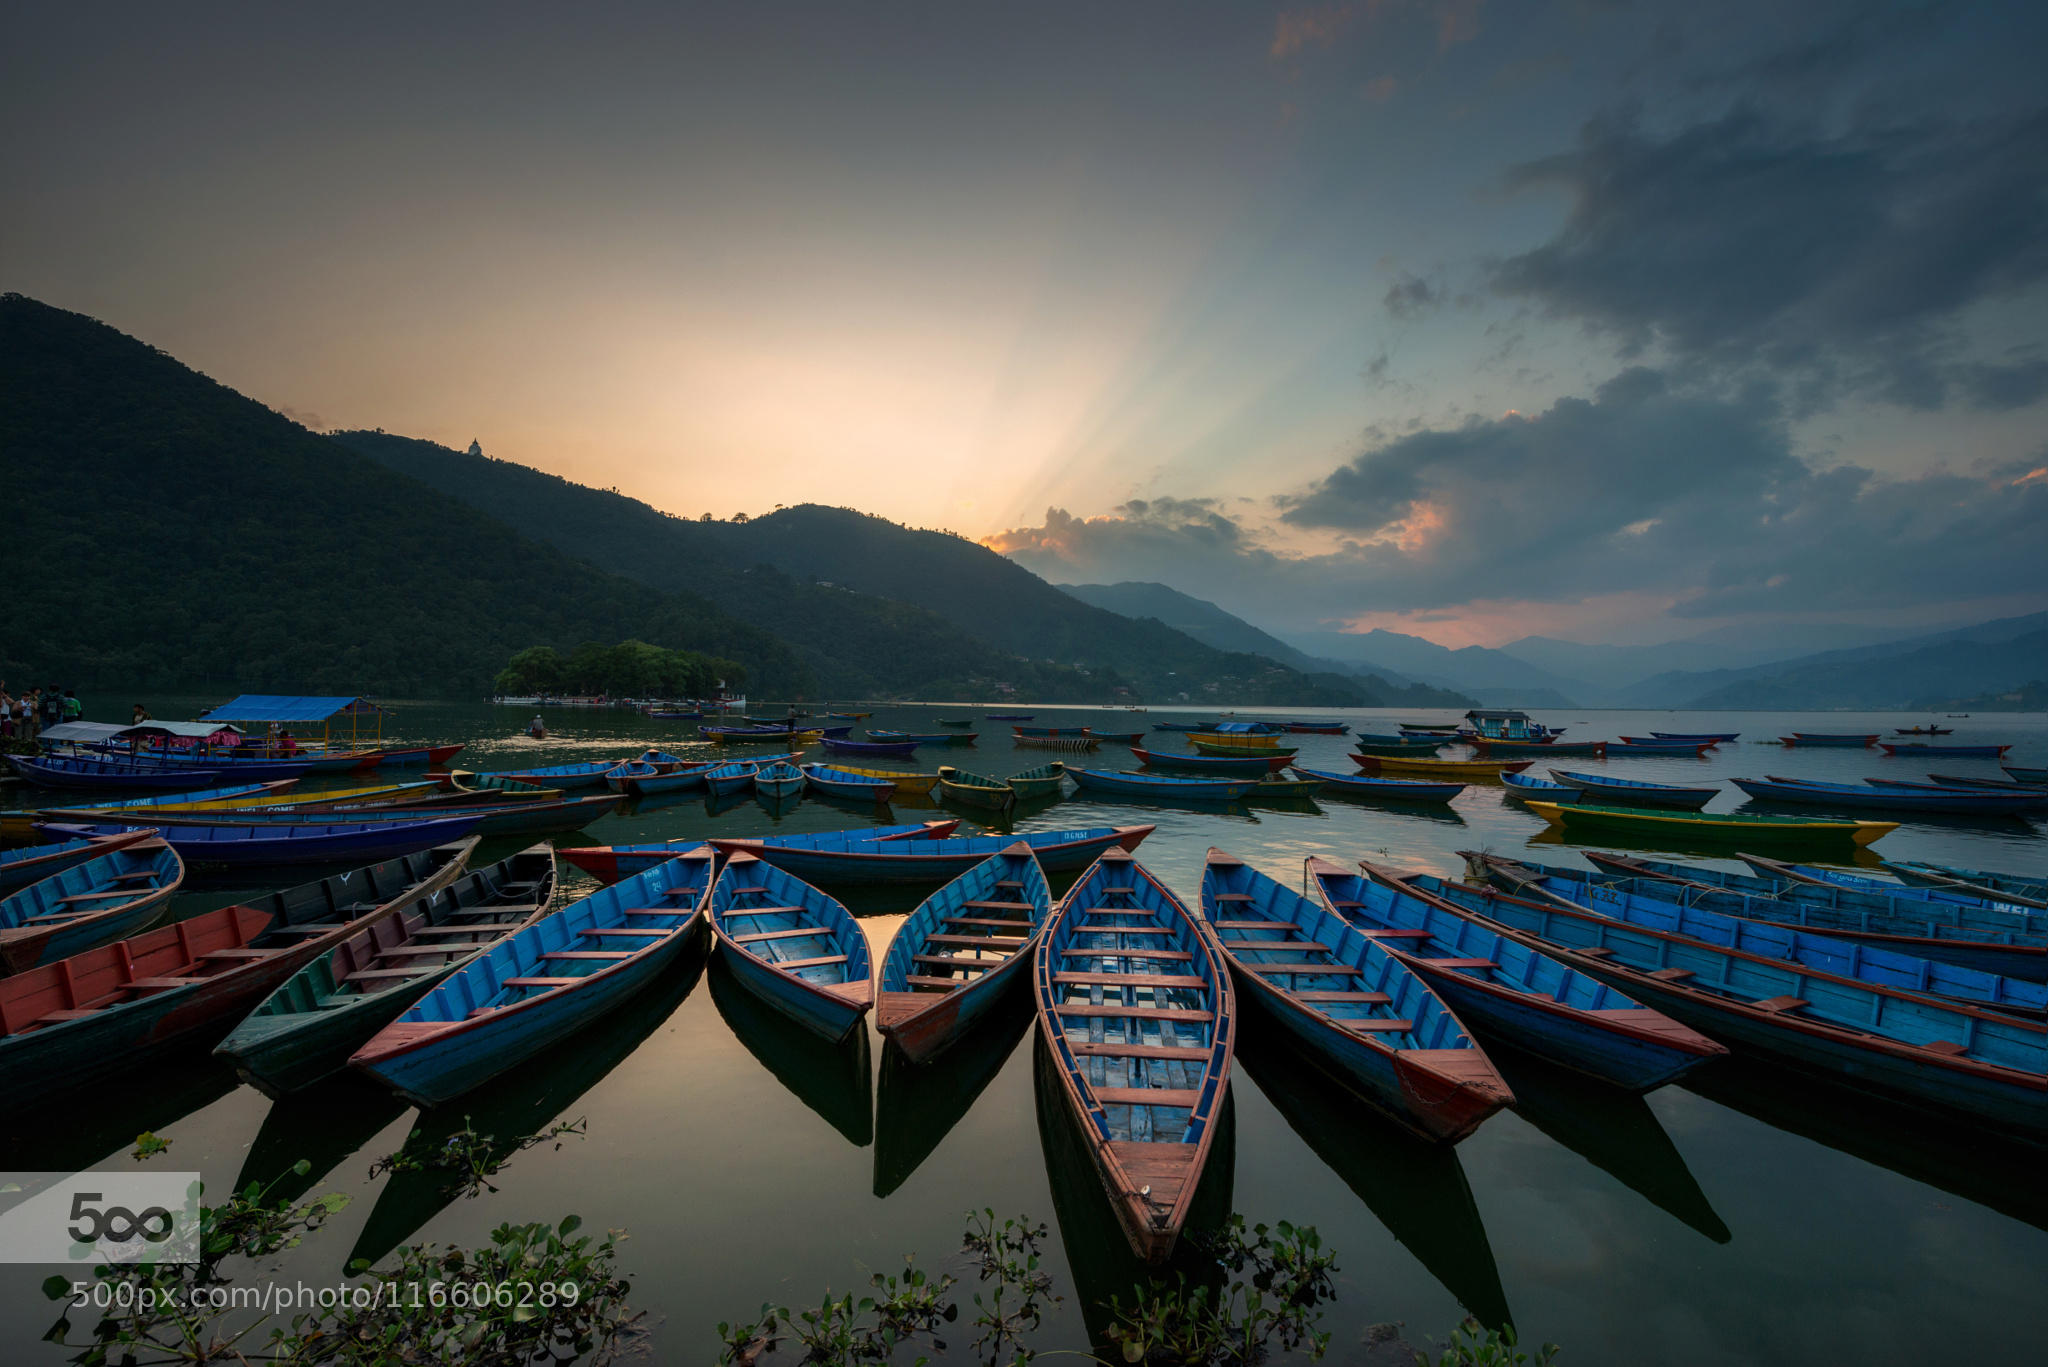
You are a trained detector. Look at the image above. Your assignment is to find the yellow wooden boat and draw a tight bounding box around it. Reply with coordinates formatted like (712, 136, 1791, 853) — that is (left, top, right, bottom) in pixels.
(1187, 730, 1292, 752)
(1519, 800, 1898, 847)
(827, 765, 940, 795)
(135, 779, 447, 812)
(1351, 753, 1531, 777)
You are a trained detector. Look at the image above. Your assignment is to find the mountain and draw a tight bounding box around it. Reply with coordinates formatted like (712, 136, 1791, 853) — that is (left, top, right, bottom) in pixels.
(1060, 582, 1474, 708)
(333, 435, 1362, 706)
(0, 294, 809, 697)
(1928, 678, 2048, 711)
(1686, 621, 2048, 710)
(1496, 623, 1920, 692)
(1284, 629, 1589, 708)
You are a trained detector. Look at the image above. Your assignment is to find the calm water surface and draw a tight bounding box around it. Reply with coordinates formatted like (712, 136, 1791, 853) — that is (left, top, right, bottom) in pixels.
(4, 699, 2045, 1363)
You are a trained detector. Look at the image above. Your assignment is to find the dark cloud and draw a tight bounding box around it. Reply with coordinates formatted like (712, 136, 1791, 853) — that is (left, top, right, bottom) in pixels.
(1382, 271, 1443, 319)
(1490, 102, 2048, 412)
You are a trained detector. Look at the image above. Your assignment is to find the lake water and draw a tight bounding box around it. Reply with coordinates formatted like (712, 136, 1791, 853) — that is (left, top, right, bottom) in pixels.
(3, 698, 2045, 1363)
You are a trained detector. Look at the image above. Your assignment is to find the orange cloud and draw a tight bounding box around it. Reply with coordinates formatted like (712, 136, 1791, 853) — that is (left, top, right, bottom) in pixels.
(1363, 75, 1400, 103)
(1270, 4, 1356, 59)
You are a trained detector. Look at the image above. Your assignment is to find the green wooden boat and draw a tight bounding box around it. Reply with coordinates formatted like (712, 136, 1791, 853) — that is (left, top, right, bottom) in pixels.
(1006, 762, 1067, 802)
(213, 845, 557, 1096)
(937, 717, 976, 727)
(1348, 741, 1447, 757)
(1189, 738, 1296, 758)
(1247, 775, 1322, 799)
(936, 766, 1017, 814)
(435, 774, 563, 803)
(1520, 801, 1897, 848)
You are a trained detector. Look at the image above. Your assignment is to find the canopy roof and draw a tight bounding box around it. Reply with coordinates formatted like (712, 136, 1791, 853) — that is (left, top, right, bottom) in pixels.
(115, 721, 245, 740)
(38, 721, 129, 744)
(198, 695, 390, 723)
(1464, 709, 1533, 723)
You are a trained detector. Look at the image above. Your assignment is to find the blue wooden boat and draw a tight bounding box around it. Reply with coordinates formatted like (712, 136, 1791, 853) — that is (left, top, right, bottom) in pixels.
(1128, 746, 1290, 776)
(1036, 848, 1234, 1262)
(350, 847, 712, 1105)
(1921, 773, 2048, 800)
(701, 724, 813, 742)
(7, 754, 232, 791)
(1197, 851, 1509, 1139)
(41, 813, 488, 869)
(1354, 731, 1443, 747)
(2006, 764, 2048, 784)
(1280, 720, 1351, 735)
(1394, 871, 2047, 1137)
(1605, 738, 1713, 756)
(753, 760, 807, 799)
(558, 821, 958, 884)
(709, 851, 872, 1042)
(1882, 860, 2048, 910)
(0, 841, 478, 1096)
(1469, 854, 2048, 1019)
(866, 730, 960, 744)
(1547, 769, 1718, 810)
(1290, 766, 1463, 803)
(877, 843, 1051, 1062)
(0, 829, 161, 896)
(1733, 775, 2043, 816)
(708, 825, 1155, 885)
(819, 725, 854, 738)
(703, 761, 759, 797)
(66, 780, 300, 811)
(1496, 851, 2048, 993)
(801, 764, 897, 803)
(612, 760, 719, 797)
(1467, 737, 1608, 758)
(1014, 725, 1090, 737)
(1879, 743, 2013, 759)
(1499, 769, 1582, 803)
(985, 714, 1035, 721)
(216, 845, 558, 1094)
(821, 736, 921, 758)
(61, 792, 622, 839)
(482, 759, 623, 790)
(1304, 857, 1723, 1090)
(1781, 732, 1878, 748)
(1085, 729, 1146, 745)
(1150, 721, 1220, 732)
(1649, 732, 1741, 743)
(91, 751, 364, 781)
(1066, 768, 1259, 800)
(0, 837, 183, 973)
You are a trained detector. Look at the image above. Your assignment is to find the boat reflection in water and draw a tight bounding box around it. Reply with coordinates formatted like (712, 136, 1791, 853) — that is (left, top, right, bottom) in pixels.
(0, 1041, 240, 1180)
(1033, 1037, 1236, 1354)
(348, 937, 709, 1269)
(709, 955, 873, 1149)
(873, 994, 1034, 1198)
(1684, 1053, 2048, 1234)
(1490, 1048, 1730, 1245)
(1233, 1017, 1513, 1330)
(235, 1071, 409, 1206)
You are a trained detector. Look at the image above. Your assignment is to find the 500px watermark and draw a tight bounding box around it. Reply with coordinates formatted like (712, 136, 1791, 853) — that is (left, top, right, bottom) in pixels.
(55, 1278, 590, 1314)
(0, 1172, 201, 1266)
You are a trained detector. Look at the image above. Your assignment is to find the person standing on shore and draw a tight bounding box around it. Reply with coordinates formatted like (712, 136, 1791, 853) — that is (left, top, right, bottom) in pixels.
(132, 702, 152, 724)
(63, 690, 82, 723)
(41, 685, 63, 733)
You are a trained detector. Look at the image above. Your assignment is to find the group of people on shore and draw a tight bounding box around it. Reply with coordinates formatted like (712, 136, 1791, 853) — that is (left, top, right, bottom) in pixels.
(0, 682, 82, 740)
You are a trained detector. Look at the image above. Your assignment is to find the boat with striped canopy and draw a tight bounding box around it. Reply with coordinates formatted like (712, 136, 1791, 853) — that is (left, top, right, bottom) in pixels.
(878, 843, 1052, 1062)
(1037, 848, 1233, 1262)
(1547, 769, 1718, 810)
(216, 845, 558, 1094)
(1516, 801, 1896, 848)
(350, 847, 712, 1105)
(0, 840, 476, 1095)
(935, 766, 1018, 813)
(1006, 763, 1068, 801)
(1129, 747, 1289, 775)
(1882, 860, 2048, 910)
(1470, 853, 2048, 1006)
(1066, 768, 1259, 800)
(708, 825, 1155, 886)
(1353, 754, 1533, 777)
(1380, 872, 2048, 1138)
(709, 852, 873, 1042)
(801, 765, 898, 802)
(1499, 770, 1581, 802)
(0, 837, 183, 972)
(1309, 857, 1725, 1089)
(1291, 767, 1463, 803)
(556, 821, 960, 883)
(0, 829, 162, 896)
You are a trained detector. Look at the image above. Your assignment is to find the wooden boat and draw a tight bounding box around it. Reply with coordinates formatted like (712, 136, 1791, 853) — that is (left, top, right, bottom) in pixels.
(1036, 848, 1234, 1262)
(1309, 857, 1724, 1089)
(821, 736, 921, 758)
(440, 773, 559, 801)
(1517, 801, 1896, 848)
(1499, 770, 1581, 803)
(1878, 743, 2012, 759)
(1546, 769, 1717, 810)
(1382, 872, 2048, 1138)
(0, 840, 476, 1095)
(702, 725, 822, 744)
(1472, 854, 2048, 1010)
(41, 813, 490, 868)
(752, 760, 807, 799)
(1129, 746, 1289, 776)
(1353, 753, 1532, 777)
(62, 792, 622, 839)
(1150, 721, 1220, 732)
(1781, 733, 1879, 748)
(1882, 860, 2048, 910)
(1247, 775, 1322, 799)
(1894, 726, 1953, 736)
(1015, 734, 1101, 753)
(372, 743, 467, 768)
(937, 717, 975, 727)
(1920, 775, 2048, 804)
(1606, 739, 1716, 757)
(827, 765, 941, 796)
(1006, 762, 1068, 801)
(0, 829, 161, 896)
(936, 766, 1018, 813)
(1650, 732, 1740, 743)
(1015, 725, 1091, 737)
(1732, 775, 2041, 816)
(702, 761, 759, 797)
(611, 760, 719, 797)
(1355, 731, 1444, 746)
(2005, 765, 2048, 785)
(1066, 768, 1259, 800)
(1085, 729, 1146, 745)
(709, 851, 872, 1042)
(7, 754, 232, 791)
(216, 846, 558, 1094)
(351, 847, 712, 1105)
(1280, 721, 1350, 735)
(1350, 740, 1453, 757)
(1398, 722, 1461, 734)
(480, 759, 623, 790)
(877, 843, 1052, 1062)
(1466, 737, 1608, 758)
(59, 779, 302, 813)
(1291, 766, 1462, 803)
(1195, 851, 1505, 1139)
(0, 838, 183, 973)
(827, 712, 873, 720)
(869, 730, 972, 745)
(986, 713, 1036, 721)
(558, 821, 959, 883)
(709, 825, 1156, 885)
(1601, 850, 2044, 917)
(801, 765, 897, 802)
(1187, 731, 1296, 755)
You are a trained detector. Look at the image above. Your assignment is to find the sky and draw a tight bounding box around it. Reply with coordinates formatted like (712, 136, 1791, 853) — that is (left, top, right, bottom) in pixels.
(5, 1, 2045, 647)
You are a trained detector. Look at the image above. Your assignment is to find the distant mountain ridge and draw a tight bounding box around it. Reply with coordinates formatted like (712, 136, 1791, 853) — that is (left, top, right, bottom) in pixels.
(1283, 629, 1588, 708)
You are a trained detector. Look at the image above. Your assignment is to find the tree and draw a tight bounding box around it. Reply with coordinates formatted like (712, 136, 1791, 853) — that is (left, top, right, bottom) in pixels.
(466, 439, 483, 457)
